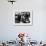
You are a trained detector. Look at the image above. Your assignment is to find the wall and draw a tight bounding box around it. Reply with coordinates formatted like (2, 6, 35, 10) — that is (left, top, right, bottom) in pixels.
(0, 0, 46, 41)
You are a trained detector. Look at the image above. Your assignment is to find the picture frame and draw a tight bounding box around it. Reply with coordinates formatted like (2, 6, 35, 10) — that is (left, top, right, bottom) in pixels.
(14, 10, 33, 26)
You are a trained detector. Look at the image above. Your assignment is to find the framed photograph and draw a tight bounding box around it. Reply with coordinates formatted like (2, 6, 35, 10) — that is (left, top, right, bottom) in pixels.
(14, 10, 33, 26)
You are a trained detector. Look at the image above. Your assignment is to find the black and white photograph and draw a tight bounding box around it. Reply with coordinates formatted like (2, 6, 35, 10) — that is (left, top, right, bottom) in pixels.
(14, 11, 32, 26)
